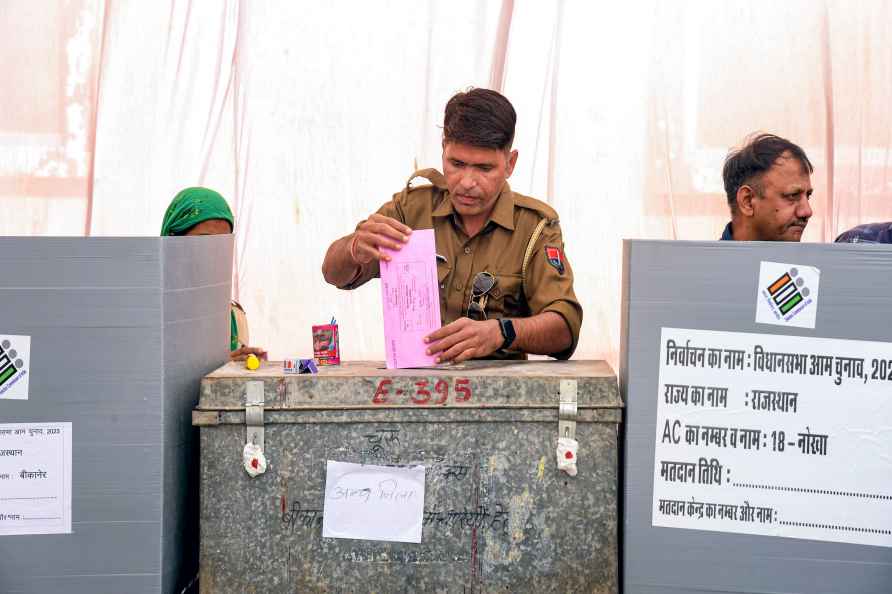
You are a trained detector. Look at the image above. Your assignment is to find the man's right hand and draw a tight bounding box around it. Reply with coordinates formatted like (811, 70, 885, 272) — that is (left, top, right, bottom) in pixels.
(351, 214, 412, 263)
(230, 346, 268, 362)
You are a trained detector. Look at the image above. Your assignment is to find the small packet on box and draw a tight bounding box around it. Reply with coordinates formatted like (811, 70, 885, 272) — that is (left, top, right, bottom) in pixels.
(312, 318, 340, 366)
(283, 358, 318, 374)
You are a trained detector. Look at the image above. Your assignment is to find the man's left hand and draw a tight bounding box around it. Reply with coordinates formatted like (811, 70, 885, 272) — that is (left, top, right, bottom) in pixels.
(425, 318, 503, 364)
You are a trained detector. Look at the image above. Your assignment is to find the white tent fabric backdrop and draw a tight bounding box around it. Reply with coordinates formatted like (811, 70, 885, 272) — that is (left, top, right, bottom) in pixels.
(3, 0, 891, 368)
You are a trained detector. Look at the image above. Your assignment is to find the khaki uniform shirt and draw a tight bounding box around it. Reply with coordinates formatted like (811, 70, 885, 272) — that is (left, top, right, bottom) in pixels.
(340, 169, 583, 359)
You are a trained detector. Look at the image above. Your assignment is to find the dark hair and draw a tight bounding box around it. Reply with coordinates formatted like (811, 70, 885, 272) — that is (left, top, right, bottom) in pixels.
(443, 88, 516, 150)
(722, 133, 814, 211)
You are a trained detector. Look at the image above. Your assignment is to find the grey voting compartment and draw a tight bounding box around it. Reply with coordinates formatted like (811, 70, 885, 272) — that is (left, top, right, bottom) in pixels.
(0, 236, 232, 594)
(193, 360, 623, 593)
(620, 239, 892, 594)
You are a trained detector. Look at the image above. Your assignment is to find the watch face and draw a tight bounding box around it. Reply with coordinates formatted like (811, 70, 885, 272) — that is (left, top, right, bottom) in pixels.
(500, 319, 516, 348)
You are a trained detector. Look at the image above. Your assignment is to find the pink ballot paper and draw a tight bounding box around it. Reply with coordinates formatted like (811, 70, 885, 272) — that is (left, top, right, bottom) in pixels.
(380, 228, 442, 369)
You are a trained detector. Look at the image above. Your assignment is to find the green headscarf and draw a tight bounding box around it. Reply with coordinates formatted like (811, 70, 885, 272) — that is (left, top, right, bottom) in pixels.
(160, 187, 234, 236)
(160, 187, 239, 351)
(230, 312, 239, 352)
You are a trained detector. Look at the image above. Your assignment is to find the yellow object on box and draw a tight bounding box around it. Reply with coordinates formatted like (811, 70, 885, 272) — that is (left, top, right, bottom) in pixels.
(245, 354, 260, 370)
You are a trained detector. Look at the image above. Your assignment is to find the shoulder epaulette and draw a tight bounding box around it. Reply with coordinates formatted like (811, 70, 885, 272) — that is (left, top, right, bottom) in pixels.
(395, 168, 447, 204)
(513, 192, 559, 223)
(408, 168, 447, 190)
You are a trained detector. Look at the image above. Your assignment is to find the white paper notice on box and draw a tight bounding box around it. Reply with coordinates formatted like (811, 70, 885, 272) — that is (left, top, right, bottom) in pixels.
(322, 461, 426, 543)
(0, 422, 72, 536)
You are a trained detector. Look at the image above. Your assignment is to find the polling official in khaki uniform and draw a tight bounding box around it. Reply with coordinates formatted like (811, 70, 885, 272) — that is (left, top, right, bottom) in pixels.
(322, 88, 582, 363)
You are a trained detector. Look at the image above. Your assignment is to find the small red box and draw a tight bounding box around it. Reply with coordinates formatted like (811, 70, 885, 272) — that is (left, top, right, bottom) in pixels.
(312, 324, 340, 366)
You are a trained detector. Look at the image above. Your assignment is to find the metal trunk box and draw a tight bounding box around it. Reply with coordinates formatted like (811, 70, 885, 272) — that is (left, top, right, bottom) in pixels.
(194, 360, 622, 593)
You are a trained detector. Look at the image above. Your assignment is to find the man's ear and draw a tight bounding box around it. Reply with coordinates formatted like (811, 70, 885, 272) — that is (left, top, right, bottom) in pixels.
(505, 149, 519, 178)
(736, 185, 757, 216)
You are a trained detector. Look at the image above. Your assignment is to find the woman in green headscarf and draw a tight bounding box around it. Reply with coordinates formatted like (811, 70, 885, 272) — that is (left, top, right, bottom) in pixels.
(161, 187, 267, 362)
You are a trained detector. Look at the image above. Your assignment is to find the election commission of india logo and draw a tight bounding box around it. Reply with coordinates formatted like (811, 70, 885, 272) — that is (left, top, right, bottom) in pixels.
(0, 335, 30, 400)
(766, 268, 810, 317)
(755, 262, 820, 329)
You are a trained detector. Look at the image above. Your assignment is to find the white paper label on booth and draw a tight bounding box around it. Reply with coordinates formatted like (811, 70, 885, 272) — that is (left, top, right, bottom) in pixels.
(0, 422, 72, 536)
(0, 335, 31, 400)
(652, 328, 892, 547)
(755, 262, 820, 329)
(322, 461, 425, 543)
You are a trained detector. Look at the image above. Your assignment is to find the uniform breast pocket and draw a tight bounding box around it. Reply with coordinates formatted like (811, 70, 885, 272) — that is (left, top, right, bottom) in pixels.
(488, 273, 526, 318)
(437, 260, 451, 316)
(437, 261, 451, 289)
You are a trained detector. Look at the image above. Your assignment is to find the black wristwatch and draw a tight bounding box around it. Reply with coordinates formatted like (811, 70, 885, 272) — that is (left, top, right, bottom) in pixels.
(498, 318, 516, 351)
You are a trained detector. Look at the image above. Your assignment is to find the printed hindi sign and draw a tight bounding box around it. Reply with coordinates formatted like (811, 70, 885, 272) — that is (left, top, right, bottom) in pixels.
(322, 461, 426, 543)
(652, 327, 892, 547)
(0, 422, 72, 536)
